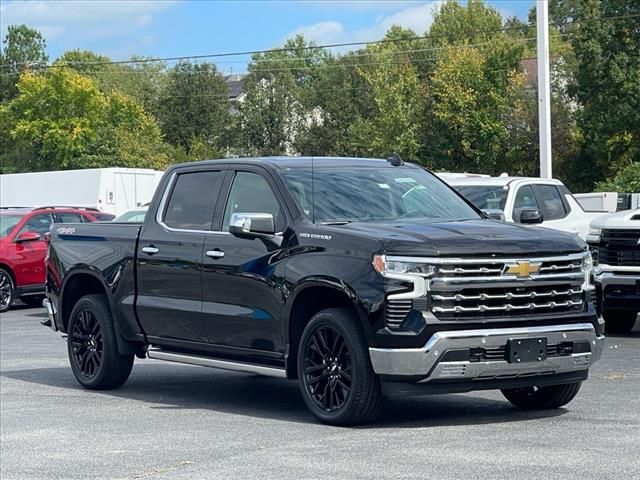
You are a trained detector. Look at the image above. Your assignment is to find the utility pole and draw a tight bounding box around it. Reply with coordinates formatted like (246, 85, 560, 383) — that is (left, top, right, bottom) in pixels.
(536, 0, 553, 179)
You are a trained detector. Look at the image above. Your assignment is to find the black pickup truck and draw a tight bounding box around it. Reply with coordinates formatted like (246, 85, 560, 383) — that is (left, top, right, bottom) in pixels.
(44, 157, 605, 425)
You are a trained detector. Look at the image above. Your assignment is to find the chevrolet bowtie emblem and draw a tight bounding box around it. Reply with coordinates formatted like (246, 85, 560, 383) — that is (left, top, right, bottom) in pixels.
(505, 261, 541, 278)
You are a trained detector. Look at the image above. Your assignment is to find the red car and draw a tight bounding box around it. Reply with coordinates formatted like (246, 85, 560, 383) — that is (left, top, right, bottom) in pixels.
(0, 206, 115, 312)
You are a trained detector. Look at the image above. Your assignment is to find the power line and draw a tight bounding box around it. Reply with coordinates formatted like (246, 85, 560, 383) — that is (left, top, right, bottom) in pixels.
(2, 11, 637, 73)
(0, 35, 554, 79)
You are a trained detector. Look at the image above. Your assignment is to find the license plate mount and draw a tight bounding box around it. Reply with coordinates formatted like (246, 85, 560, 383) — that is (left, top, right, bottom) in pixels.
(506, 337, 547, 363)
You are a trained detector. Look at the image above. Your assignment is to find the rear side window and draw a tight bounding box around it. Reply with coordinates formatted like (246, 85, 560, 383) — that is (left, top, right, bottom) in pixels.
(513, 186, 539, 223)
(163, 171, 224, 231)
(535, 185, 568, 221)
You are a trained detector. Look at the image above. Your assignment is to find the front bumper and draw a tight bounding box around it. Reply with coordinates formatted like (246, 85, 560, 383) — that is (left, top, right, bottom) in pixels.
(369, 323, 604, 383)
(595, 268, 640, 311)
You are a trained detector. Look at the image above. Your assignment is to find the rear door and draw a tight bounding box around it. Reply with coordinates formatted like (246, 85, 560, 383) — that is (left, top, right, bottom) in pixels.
(201, 168, 288, 355)
(136, 169, 226, 344)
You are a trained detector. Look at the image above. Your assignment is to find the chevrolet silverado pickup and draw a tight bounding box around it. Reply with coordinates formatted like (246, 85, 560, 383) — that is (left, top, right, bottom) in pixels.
(587, 208, 640, 334)
(44, 157, 605, 425)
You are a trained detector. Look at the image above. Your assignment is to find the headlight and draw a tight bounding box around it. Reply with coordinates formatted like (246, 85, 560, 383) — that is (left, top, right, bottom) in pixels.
(373, 255, 437, 277)
(586, 227, 601, 243)
(582, 252, 594, 289)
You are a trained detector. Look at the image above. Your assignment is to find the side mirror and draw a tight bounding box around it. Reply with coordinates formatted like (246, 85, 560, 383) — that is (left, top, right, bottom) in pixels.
(16, 231, 41, 243)
(519, 209, 544, 224)
(482, 209, 505, 221)
(229, 213, 276, 238)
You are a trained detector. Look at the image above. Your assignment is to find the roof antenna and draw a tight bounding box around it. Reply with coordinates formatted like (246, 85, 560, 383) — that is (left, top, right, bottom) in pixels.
(386, 152, 404, 166)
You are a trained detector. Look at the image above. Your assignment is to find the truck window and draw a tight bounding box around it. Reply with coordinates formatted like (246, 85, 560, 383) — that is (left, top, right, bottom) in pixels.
(163, 171, 223, 231)
(20, 213, 53, 236)
(222, 172, 285, 231)
(455, 185, 509, 210)
(55, 213, 84, 223)
(535, 185, 568, 221)
(513, 185, 539, 223)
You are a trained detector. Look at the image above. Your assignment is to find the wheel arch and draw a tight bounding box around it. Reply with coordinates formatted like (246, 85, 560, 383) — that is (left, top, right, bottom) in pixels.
(0, 263, 16, 284)
(284, 278, 367, 379)
(59, 269, 110, 333)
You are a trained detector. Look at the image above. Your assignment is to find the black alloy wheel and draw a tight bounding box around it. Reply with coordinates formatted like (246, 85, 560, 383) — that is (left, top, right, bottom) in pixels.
(298, 308, 384, 425)
(70, 309, 103, 379)
(303, 325, 353, 413)
(0, 269, 14, 313)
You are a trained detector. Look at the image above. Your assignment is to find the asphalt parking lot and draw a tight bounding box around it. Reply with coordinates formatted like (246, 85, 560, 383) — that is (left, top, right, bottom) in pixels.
(1, 306, 639, 480)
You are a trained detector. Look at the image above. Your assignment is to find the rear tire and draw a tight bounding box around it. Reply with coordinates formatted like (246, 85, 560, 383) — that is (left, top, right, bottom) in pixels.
(501, 382, 582, 410)
(20, 295, 45, 309)
(604, 309, 637, 334)
(297, 308, 384, 426)
(0, 268, 14, 313)
(67, 294, 134, 390)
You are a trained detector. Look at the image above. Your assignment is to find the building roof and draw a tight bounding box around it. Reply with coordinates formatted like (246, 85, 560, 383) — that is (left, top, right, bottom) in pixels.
(224, 74, 247, 100)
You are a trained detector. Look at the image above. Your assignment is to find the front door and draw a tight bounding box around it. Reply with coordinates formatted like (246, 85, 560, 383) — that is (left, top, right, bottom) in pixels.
(202, 169, 288, 356)
(13, 213, 53, 287)
(136, 169, 226, 344)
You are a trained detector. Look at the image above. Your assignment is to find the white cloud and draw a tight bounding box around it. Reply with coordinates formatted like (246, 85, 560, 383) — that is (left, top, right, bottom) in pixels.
(288, 1, 445, 48)
(0, 0, 177, 43)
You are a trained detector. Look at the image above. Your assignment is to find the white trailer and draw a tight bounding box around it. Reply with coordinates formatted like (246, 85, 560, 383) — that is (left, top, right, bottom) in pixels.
(0, 168, 164, 216)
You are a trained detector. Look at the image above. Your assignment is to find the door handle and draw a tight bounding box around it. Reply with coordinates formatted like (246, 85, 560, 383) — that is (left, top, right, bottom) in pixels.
(142, 246, 159, 255)
(206, 249, 225, 259)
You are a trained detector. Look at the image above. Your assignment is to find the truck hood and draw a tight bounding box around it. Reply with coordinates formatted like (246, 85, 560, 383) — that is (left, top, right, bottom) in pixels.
(591, 208, 640, 230)
(337, 219, 586, 256)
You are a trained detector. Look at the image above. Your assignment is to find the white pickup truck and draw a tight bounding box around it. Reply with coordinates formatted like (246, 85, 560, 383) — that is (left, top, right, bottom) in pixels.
(587, 208, 640, 334)
(443, 175, 606, 240)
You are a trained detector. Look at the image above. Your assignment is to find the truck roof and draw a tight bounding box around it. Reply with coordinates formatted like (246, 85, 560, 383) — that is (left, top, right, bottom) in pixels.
(173, 156, 421, 171)
(444, 175, 563, 187)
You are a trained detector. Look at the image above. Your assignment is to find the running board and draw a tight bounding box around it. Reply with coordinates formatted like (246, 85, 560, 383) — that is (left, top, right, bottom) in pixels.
(147, 348, 287, 378)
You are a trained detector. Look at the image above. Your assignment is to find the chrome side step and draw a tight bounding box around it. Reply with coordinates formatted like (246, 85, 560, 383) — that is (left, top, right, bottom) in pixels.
(147, 347, 287, 378)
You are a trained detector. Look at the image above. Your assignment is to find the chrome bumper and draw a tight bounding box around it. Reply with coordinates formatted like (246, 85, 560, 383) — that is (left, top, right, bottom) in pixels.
(369, 323, 604, 382)
(43, 298, 57, 332)
(595, 269, 640, 288)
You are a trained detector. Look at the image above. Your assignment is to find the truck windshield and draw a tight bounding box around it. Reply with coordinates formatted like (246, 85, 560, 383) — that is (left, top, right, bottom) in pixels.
(281, 167, 480, 223)
(0, 215, 23, 238)
(454, 185, 509, 211)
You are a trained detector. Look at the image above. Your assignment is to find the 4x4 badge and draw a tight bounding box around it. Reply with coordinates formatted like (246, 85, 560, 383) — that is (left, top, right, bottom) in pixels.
(504, 261, 541, 278)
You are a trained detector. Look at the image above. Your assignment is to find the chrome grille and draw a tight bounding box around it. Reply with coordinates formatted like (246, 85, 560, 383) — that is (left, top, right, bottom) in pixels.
(383, 253, 588, 324)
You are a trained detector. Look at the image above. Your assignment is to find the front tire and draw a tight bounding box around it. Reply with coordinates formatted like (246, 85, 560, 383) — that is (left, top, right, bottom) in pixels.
(297, 308, 384, 426)
(501, 382, 582, 410)
(604, 309, 637, 334)
(67, 294, 134, 390)
(0, 268, 15, 313)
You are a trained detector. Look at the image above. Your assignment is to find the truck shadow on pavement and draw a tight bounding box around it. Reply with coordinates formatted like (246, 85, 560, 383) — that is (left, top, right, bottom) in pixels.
(2, 363, 567, 428)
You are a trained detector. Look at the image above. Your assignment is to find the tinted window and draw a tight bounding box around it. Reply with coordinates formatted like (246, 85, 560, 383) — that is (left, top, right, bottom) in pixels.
(20, 213, 53, 236)
(92, 213, 116, 221)
(223, 172, 284, 231)
(163, 171, 224, 230)
(281, 167, 479, 223)
(55, 213, 84, 223)
(513, 186, 539, 223)
(456, 186, 509, 210)
(535, 185, 567, 221)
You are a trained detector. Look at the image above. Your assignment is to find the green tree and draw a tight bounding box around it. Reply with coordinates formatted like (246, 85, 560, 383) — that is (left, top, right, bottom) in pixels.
(596, 161, 640, 192)
(0, 25, 48, 102)
(56, 50, 166, 118)
(158, 61, 230, 156)
(347, 37, 423, 160)
(238, 35, 329, 156)
(1, 67, 169, 171)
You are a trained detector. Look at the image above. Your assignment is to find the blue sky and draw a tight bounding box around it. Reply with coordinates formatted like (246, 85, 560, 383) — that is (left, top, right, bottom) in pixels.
(1, 1, 534, 73)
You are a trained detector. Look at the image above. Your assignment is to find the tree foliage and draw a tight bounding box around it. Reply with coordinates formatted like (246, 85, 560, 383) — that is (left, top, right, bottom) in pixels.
(0, 25, 48, 102)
